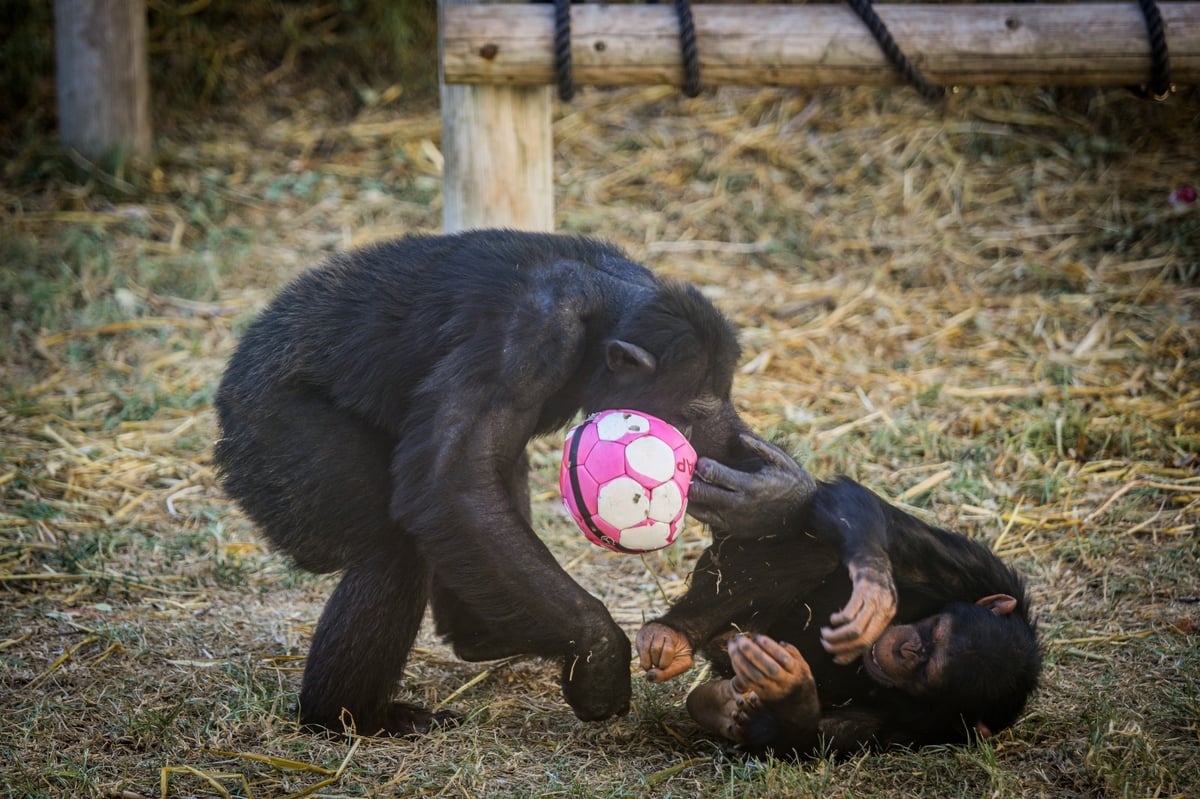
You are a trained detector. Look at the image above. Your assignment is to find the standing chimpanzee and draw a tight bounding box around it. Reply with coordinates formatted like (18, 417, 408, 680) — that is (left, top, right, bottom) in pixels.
(637, 435, 1041, 756)
(213, 230, 763, 735)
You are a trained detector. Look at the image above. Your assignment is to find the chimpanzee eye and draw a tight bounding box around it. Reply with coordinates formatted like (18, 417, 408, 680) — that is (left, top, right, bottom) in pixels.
(683, 396, 722, 420)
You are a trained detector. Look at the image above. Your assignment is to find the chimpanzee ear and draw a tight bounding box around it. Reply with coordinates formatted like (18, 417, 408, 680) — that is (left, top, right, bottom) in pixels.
(606, 340, 656, 374)
(976, 594, 1018, 616)
(974, 720, 994, 739)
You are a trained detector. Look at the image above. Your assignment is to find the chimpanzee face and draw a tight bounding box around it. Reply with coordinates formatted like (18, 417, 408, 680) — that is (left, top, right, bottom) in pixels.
(644, 393, 748, 464)
(589, 338, 748, 465)
(862, 594, 1024, 701)
(862, 613, 954, 697)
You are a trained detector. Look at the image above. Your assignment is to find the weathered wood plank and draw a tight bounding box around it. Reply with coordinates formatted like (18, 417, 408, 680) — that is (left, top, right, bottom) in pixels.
(440, 0, 554, 232)
(443, 4, 1200, 88)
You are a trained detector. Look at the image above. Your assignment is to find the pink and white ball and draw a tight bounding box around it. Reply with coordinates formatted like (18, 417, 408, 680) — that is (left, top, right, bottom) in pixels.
(560, 409, 697, 553)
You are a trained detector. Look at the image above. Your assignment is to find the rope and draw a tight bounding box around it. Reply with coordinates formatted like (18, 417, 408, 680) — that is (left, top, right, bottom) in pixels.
(552, 0, 1170, 104)
(843, 0, 943, 102)
(674, 0, 702, 97)
(557, 0, 699, 101)
(1133, 0, 1173, 99)
(554, 0, 575, 101)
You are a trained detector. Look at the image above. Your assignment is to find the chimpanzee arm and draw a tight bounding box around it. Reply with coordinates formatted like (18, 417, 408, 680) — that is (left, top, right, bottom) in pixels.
(881, 500, 1025, 607)
(388, 264, 632, 721)
(684, 632, 896, 758)
(639, 534, 840, 681)
(723, 633, 823, 757)
(814, 708, 890, 755)
(805, 479, 899, 664)
(687, 433, 817, 537)
(742, 706, 917, 758)
(638, 545, 756, 681)
(688, 438, 898, 665)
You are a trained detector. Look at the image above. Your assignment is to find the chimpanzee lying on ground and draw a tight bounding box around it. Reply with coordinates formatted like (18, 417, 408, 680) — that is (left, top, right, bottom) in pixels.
(638, 435, 1041, 757)
(214, 230, 769, 734)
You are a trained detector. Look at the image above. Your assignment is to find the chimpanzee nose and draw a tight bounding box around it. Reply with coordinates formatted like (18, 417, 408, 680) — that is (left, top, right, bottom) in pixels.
(900, 638, 924, 661)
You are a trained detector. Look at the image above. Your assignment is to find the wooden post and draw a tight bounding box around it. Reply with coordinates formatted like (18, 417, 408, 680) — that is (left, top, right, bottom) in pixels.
(440, 0, 554, 233)
(55, 0, 152, 160)
(443, 3, 1200, 89)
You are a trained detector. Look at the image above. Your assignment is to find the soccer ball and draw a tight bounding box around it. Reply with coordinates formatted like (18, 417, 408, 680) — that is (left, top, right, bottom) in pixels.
(560, 409, 697, 553)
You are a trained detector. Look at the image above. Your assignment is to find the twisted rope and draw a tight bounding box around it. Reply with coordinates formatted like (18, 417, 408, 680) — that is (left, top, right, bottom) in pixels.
(674, 0, 702, 97)
(844, 0, 942, 102)
(554, 0, 575, 101)
(1134, 0, 1173, 99)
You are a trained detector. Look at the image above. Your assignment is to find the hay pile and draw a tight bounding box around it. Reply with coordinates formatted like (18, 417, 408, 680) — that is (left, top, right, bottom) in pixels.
(2, 72, 1198, 797)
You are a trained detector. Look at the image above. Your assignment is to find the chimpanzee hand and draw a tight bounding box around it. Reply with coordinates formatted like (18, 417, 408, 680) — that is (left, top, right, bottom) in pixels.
(686, 633, 820, 748)
(636, 622, 694, 682)
(727, 633, 815, 704)
(560, 618, 632, 721)
(687, 433, 818, 538)
(820, 563, 897, 664)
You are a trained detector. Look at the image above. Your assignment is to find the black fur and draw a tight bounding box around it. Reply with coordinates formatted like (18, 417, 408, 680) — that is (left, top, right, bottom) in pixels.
(214, 230, 749, 733)
(653, 476, 1041, 756)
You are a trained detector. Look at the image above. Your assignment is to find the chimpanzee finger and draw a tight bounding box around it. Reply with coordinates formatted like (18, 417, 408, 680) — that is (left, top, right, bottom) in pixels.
(693, 457, 756, 493)
(750, 633, 800, 669)
(636, 623, 693, 681)
(635, 626, 660, 671)
(820, 616, 866, 658)
(819, 622, 862, 646)
(827, 596, 866, 631)
(734, 432, 795, 469)
(820, 621, 873, 665)
(643, 637, 667, 672)
(822, 575, 896, 663)
(820, 638, 867, 664)
(650, 659, 691, 682)
(727, 634, 807, 701)
(686, 478, 737, 510)
(732, 692, 760, 722)
(727, 635, 777, 681)
(685, 492, 735, 531)
(693, 433, 796, 491)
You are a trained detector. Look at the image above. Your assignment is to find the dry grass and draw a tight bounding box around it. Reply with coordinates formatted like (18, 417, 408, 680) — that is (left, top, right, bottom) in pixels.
(2, 57, 1199, 799)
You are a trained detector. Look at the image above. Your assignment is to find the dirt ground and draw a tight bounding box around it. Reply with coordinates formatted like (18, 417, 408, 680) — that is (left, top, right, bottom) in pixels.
(2, 71, 1199, 798)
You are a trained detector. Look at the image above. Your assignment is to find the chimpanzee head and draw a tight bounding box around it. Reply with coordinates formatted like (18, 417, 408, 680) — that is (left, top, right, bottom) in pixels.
(863, 593, 1042, 738)
(587, 280, 751, 463)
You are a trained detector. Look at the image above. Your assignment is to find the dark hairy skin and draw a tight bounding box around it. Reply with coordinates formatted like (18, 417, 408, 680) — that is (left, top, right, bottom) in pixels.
(638, 435, 1041, 757)
(213, 230, 752, 735)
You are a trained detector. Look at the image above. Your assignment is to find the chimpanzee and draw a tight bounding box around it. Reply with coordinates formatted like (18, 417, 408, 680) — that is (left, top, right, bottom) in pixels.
(637, 434, 1041, 757)
(212, 230, 766, 735)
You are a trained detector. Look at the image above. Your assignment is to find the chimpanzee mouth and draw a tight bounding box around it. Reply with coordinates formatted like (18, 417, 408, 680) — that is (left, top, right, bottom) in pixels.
(864, 642, 893, 687)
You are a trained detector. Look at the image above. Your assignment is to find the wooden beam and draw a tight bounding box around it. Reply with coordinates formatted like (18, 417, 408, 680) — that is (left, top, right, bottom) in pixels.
(443, 3, 1200, 89)
(55, 0, 152, 159)
(439, 0, 554, 233)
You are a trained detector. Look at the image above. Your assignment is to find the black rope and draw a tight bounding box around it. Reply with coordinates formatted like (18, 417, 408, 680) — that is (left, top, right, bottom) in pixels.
(552, 0, 1170, 105)
(554, 0, 575, 101)
(673, 0, 702, 97)
(843, 0, 942, 102)
(1133, 0, 1173, 99)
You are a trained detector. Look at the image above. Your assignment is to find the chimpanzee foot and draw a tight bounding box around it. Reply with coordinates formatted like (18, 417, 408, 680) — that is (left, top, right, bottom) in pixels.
(449, 634, 525, 662)
(686, 679, 753, 743)
(379, 701, 462, 736)
(301, 701, 461, 737)
(561, 626, 633, 721)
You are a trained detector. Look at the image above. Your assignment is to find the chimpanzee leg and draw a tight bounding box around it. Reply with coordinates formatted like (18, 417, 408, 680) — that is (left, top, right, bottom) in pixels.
(431, 578, 535, 661)
(431, 452, 536, 660)
(416, 518, 630, 720)
(299, 539, 455, 735)
(508, 449, 532, 525)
